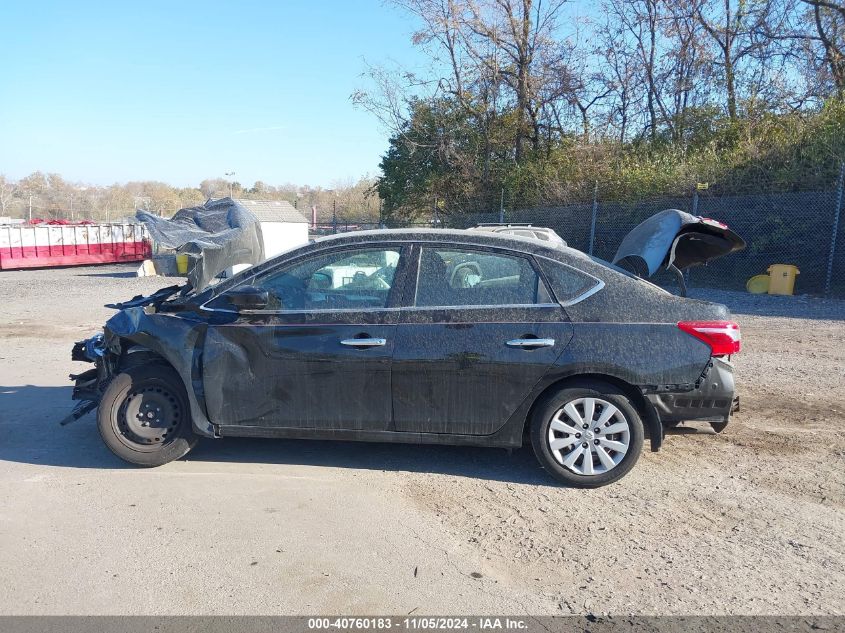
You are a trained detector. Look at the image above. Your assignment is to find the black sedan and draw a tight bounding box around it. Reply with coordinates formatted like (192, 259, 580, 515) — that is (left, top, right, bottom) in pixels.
(66, 212, 743, 487)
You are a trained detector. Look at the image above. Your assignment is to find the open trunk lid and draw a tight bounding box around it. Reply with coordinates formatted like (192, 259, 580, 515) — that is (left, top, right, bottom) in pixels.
(612, 209, 745, 279)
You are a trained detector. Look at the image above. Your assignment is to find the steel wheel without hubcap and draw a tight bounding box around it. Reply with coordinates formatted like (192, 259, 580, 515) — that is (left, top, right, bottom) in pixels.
(548, 397, 631, 475)
(98, 363, 198, 466)
(114, 384, 184, 452)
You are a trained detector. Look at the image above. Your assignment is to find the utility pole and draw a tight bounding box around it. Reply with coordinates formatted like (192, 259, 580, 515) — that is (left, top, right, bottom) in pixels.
(499, 188, 504, 223)
(589, 181, 598, 255)
(28, 194, 32, 222)
(825, 162, 845, 296)
(332, 198, 337, 234)
(225, 172, 235, 198)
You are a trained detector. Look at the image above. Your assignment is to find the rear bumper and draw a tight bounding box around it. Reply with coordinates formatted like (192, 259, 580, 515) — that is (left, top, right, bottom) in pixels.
(646, 357, 736, 426)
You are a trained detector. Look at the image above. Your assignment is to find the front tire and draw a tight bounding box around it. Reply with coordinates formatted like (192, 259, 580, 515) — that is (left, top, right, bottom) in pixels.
(97, 363, 198, 466)
(530, 382, 644, 488)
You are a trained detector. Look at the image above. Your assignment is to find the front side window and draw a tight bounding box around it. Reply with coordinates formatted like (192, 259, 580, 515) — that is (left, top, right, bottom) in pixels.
(415, 247, 546, 307)
(249, 247, 401, 311)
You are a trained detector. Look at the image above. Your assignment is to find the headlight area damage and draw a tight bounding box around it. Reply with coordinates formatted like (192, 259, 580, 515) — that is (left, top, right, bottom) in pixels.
(61, 334, 109, 425)
(59, 199, 268, 432)
(60, 284, 215, 436)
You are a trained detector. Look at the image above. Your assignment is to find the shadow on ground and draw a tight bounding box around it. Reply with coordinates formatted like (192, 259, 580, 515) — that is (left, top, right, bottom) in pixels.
(0, 384, 559, 485)
(76, 271, 138, 279)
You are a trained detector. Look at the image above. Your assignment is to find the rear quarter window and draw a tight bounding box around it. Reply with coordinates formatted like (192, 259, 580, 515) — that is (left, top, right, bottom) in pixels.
(538, 257, 602, 304)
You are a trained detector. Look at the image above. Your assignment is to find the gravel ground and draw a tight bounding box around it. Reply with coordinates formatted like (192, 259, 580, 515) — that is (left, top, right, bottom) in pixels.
(0, 264, 843, 615)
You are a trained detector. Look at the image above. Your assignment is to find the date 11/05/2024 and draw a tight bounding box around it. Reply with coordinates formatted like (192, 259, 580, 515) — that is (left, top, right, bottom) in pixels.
(307, 618, 529, 630)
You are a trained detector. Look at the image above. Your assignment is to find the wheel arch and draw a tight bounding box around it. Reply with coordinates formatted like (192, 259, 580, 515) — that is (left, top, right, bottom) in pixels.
(96, 362, 199, 466)
(118, 343, 172, 369)
(524, 373, 663, 452)
(104, 329, 215, 438)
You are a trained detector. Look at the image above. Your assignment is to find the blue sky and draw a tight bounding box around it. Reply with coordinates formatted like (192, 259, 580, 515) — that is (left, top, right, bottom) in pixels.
(0, 1, 427, 188)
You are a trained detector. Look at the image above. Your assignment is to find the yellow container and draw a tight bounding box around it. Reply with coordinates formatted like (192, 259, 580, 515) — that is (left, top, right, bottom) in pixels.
(767, 264, 799, 295)
(176, 253, 189, 275)
(746, 274, 770, 294)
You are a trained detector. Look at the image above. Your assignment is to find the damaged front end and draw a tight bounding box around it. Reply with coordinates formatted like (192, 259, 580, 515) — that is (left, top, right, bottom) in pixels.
(60, 283, 196, 427)
(61, 333, 121, 425)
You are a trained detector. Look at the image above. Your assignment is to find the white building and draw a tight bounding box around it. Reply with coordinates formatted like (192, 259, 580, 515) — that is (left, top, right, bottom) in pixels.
(234, 199, 310, 259)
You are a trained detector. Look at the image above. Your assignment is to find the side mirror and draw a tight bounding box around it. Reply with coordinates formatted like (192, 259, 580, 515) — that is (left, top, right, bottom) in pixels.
(226, 286, 269, 311)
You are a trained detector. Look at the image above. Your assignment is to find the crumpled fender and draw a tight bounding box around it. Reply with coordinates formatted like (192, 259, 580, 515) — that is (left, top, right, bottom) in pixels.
(105, 307, 215, 437)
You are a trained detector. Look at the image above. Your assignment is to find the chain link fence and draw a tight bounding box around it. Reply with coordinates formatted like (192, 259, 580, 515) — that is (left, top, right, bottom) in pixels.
(518, 189, 844, 297)
(331, 172, 845, 298)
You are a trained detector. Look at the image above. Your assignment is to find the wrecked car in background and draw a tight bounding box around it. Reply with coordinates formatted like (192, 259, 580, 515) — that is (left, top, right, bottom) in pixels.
(468, 223, 567, 247)
(64, 212, 745, 487)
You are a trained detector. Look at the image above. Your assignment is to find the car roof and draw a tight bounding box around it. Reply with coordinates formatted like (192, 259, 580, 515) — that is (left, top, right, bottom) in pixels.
(193, 226, 623, 303)
(311, 227, 567, 256)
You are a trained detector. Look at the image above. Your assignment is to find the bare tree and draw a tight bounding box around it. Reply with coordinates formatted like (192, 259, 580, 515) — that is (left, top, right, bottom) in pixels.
(664, 0, 712, 139)
(0, 176, 17, 215)
(561, 19, 613, 141)
(603, 0, 670, 139)
(802, 0, 845, 94)
(695, 0, 779, 120)
(598, 12, 646, 143)
(459, 0, 570, 160)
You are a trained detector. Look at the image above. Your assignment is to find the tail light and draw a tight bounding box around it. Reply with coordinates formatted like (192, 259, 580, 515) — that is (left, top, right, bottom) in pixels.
(678, 321, 741, 356)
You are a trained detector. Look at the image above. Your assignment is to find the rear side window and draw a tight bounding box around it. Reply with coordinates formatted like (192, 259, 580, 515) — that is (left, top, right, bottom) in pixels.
(415, 247, 547, 307)
(538, 257, 602, 303)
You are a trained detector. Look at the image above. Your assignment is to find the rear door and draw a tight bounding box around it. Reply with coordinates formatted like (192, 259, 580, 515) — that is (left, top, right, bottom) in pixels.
(392, 244, 573, 435)
(201, 244, 410, 431)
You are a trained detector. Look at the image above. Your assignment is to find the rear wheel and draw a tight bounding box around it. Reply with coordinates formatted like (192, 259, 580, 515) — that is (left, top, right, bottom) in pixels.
(530, 382, 644, 488)
(97, 364, 198, 466)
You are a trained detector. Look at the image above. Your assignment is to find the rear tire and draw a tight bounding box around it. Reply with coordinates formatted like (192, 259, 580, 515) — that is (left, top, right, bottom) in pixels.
(97, 363, 198, 466)
(530, 382, 644, 488)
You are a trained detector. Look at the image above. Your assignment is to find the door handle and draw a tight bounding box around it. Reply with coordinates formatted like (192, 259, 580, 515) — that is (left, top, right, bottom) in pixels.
(340, 337, 387, 347)
(506, 338, 555, 348)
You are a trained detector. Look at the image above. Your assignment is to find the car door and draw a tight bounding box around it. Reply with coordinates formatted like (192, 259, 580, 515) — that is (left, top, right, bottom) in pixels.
(201, 244, 410, 431)
(391, 243, 574, 435)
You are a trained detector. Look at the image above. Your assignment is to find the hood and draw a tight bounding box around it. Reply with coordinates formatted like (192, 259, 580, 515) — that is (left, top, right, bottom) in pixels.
(612, 209, 745, 278)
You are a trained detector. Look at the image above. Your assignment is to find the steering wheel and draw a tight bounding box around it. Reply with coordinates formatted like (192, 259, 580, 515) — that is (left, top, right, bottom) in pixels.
(451, 262, 482, 288)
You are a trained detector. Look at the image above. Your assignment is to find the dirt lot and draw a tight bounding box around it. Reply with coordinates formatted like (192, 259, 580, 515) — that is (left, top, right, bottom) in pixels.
(0, 264, 843, 615)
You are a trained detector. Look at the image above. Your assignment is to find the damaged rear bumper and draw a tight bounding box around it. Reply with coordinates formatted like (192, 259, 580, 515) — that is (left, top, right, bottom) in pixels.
(646, 356, 736, 427)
